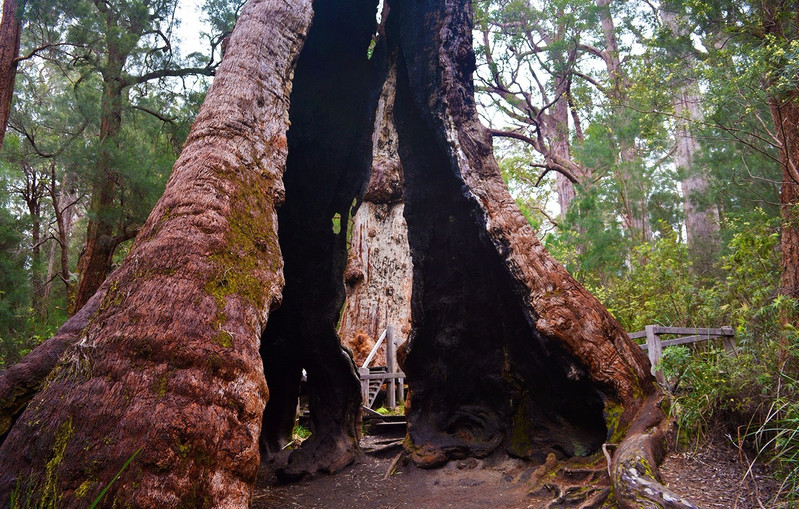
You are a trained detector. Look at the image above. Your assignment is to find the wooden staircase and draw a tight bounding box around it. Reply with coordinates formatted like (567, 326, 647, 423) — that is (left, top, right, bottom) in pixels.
(365, 366, 387, 408)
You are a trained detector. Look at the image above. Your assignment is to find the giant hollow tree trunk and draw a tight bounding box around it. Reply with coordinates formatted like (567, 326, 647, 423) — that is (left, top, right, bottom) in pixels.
(390, 1, 690, 506)
(0, 0, 695, 507)
(257, 0, 379, 481)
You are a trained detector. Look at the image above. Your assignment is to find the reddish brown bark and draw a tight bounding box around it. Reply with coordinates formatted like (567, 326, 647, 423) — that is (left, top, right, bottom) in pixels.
(0, 0, 21, 150)
(763, 3, 799, 368)
(771, 96, 799, 367)
(0, 1, 311, 506)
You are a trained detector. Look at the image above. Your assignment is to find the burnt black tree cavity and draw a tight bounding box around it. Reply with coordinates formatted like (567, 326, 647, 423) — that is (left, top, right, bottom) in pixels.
(258, 0, 381, 479)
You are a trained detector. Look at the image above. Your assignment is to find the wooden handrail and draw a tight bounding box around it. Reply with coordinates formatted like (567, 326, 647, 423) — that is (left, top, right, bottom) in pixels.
(628, 325, 736, 386)
(361, 329, 388, 369)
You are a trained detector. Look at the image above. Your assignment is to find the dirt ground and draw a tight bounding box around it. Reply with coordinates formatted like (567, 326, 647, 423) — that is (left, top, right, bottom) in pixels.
(252, 433, 785, 508)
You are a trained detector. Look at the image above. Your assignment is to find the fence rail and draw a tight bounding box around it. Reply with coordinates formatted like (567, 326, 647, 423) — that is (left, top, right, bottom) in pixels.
(631, 325, 735, 384)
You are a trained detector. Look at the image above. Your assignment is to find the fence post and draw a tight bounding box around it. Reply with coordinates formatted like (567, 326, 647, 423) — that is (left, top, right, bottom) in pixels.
(358, 367, 370, 405)
(386, 325, 396, 408)
(645, 325, 665, 385)
(720, 326, 736, 354)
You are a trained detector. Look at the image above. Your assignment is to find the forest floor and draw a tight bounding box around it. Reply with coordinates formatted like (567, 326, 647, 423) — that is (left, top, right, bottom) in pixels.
(252, 431, 784, 508)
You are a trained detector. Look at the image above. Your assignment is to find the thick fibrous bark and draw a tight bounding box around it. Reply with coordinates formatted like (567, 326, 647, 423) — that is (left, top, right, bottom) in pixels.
(0, 0, 311, 505)
(390, 0, 685, 506)
(0, 0, 21, 150)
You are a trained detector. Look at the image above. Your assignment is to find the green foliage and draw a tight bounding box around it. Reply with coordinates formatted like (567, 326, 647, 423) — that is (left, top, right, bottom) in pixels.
(594, 226, 718, 332)
(293, 424, 312, 441)
(545, 189, 628, 286)
(584, 208, 793, 504)
(0, 0, 219, 366)
(751, 373, 799, 501)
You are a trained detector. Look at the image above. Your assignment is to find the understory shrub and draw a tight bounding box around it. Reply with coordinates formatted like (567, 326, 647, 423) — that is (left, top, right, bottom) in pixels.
(556, 209, 797, 503)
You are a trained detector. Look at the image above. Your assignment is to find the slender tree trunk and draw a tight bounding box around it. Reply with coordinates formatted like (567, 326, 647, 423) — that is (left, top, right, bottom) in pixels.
(29, 191, 43, 318)
(20, 163, 46, 317)
(549, 73, 575, 218)
(45, 168, 76, 304)
(770, 95, 799, 366)
(0, 1, 312, 505)
(761, 3, 799, 369)
(0, 0, 21, 150)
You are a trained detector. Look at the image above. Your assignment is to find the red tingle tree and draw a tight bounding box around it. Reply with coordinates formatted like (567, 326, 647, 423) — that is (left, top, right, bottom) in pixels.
(0, 0, 695, 507)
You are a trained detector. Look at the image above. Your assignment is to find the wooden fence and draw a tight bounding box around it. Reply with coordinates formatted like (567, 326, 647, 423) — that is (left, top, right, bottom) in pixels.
(357, 325, 735, 405)
(629, 326, 736, 384)
(357, 325, 405, 409)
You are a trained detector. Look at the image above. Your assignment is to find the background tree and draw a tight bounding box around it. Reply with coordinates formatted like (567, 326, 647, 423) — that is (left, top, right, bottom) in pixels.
(0, 0, 22, 149)
(659, 2, 721, 272)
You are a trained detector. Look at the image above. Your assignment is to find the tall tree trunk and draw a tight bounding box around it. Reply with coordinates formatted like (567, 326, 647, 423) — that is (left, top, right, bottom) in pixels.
(771, 95, 799, 366)
(550, 73, 576, 218)
(20, 163, 46, 317)
(44, 169, 77, 306)
(71, 77, 124, 314)
(0, 1, 311, 505)
(762, 3, 799, 369)
(29, 190, 43, 318)
(596, 0, 650, 242)
(0, 0, 21, 150)
(339, 56, 413, 366)
(661, 6, 720, 273)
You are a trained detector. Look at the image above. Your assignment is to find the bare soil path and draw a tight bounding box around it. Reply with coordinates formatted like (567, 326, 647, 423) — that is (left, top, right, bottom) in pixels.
(252, 434, 783, 508)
